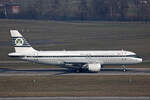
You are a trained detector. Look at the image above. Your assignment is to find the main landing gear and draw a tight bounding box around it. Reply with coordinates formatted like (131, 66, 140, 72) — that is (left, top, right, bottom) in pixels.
(76, 68, 83, 73)
(75, 64, 86, 73)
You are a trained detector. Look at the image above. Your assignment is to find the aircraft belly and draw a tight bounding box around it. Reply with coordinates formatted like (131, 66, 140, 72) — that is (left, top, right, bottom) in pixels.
(23, 57, 38, 63)
(63, 57, 103, 64)
(37, 58, 63, 65)
(102, 57, 124, 65)
(32, 57, 137, 65)
(63, 57, 86, 63)
(102, 57, 134, 65)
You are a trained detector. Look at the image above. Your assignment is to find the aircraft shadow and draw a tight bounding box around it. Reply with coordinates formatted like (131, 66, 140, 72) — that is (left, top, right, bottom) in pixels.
(0, 68, 67, 73)
(0, 68, 141, 75)
(101, 68, 127, 72)
(0, 68, 129, 72)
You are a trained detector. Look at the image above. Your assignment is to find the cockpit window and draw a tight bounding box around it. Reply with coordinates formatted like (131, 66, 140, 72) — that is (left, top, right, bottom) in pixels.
(135, 56, 142, 58)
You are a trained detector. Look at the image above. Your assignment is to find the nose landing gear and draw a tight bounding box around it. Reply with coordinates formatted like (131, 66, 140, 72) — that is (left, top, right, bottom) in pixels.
(123, 65, 126, 72)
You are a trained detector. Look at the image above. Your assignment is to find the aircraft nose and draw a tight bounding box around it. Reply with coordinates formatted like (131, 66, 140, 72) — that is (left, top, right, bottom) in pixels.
(137, 58, 142, 63)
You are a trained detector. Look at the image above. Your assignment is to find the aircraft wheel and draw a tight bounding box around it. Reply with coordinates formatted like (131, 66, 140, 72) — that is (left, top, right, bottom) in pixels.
(123, 65, 126, 72)
(76, 68, 83, 73)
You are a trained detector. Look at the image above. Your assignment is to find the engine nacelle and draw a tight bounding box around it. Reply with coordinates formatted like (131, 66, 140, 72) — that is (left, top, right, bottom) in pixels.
(87, 63, 101, 72)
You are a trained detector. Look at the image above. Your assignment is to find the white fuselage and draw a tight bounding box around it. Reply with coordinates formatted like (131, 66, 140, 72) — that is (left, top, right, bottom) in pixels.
(8, 30, 143, 72)
(9, 50, 142, 66)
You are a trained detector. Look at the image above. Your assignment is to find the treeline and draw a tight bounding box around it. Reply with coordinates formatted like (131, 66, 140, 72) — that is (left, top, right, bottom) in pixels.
(2, 0, 150, 21)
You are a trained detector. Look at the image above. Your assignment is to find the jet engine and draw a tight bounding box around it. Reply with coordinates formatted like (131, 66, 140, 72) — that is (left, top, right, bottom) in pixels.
(87, 63, 101, 72)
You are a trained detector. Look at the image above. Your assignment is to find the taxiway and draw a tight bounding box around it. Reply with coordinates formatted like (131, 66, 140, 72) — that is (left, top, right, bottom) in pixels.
(0, 97, 150, 100)
(0, 67, 150, 76)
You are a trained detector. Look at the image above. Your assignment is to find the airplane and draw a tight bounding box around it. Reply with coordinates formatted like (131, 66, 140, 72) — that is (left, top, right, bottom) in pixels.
(8, 30, 142, 72)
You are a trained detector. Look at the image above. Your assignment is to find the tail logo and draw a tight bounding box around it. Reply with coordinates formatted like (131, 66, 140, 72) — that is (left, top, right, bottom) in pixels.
(15, 38, 24, 46)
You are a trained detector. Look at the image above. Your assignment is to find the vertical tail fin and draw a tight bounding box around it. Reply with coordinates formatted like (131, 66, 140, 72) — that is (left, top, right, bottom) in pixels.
(10, 30, 36, 52)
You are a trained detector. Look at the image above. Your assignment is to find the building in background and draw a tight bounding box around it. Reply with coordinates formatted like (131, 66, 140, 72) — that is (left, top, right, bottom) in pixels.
(0, 0, 20, 18)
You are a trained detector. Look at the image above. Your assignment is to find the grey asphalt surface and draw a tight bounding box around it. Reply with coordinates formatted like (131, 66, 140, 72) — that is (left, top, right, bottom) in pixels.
(0, 61, 27, 64)
(0, 60, 150, 76)
(0, 67, 150, 76)
(0, 97, 150, 100)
